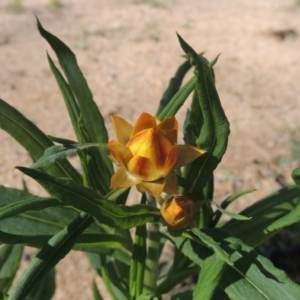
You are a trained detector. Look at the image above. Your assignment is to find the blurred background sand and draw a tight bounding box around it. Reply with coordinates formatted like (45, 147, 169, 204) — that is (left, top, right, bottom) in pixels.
(1, 0, 300, 298)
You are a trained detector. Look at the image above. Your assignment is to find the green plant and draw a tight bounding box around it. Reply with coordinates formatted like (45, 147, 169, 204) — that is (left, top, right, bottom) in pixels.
(1, 19, 300, 300)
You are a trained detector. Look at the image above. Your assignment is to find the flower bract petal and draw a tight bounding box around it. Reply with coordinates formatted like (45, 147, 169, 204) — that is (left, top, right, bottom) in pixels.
(132, 112, 157, 136)
(163, 171, 178, 194)
(175, 145, 206, 168)
(157, 116, 178, 144)
(111, 115, 133, 146)
(111, 168, 139, 188)
(138, 179, 166, 197)
(107, 140, 126, 167)
(163, 146, 178, 177)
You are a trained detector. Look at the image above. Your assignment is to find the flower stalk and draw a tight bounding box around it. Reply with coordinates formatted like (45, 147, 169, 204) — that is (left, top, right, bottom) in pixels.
(142, 194, 160, 295)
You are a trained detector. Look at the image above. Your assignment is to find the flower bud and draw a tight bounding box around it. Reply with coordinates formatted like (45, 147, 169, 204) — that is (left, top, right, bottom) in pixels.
(160, 194, 197, 237)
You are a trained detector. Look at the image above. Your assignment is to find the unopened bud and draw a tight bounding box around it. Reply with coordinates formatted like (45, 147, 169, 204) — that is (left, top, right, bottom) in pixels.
(160, 194, 197, 237)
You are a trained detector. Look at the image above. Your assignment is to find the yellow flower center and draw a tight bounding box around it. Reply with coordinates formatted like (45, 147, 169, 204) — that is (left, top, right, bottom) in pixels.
(125, 127, 175, 181)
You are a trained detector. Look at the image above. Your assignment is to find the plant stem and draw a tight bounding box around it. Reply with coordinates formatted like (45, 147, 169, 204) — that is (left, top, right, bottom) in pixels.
(142, 194, 160, 295)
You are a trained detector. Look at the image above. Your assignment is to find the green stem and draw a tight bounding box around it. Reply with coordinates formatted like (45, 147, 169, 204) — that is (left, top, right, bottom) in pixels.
(142, 194, 160, 295)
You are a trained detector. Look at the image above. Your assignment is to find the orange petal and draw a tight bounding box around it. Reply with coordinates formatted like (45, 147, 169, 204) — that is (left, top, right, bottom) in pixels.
(111, 167, 139, 188)
(108, 153, 118, 165)
(163, 171, 178, 194)
(175, 145, 206, 168)
(163, 146, 178, 177)
(158, 116, 177, 131)
(138, 179, 166, 197)
(132, 112, 157, 136)
(107, 140, 126, 167)
(111, 115, 133, 146)
(127, 155, 159, 181)
(127, 128, 172, 172)
(157, 116, 178, 144)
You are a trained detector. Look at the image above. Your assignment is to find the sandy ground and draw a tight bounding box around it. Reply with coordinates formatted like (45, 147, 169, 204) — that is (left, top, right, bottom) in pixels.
(1, 0, 300, 299)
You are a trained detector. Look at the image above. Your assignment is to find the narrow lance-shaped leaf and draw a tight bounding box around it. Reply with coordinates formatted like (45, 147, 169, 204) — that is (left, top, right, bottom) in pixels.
(9, 212, 94, 300)
(183, 54, 216, 198)
(0, 99, 81, 183)
(0, 231, 126, 254)
(221, 185, 300, 247)
(188, 228, 300, 300)
(157, 76, 196, 120)
(0, 197, 60, 222)
(193, 254, 225, 300)
(27, 268, 56, 300)
(46, 53, 81, 140)
(36, 18, 113, 186)
(30, 143, 104, 170)
(210, 189, 255, 227)
(88, 254, 129, 300)
(177, 34, 230, 195)
(92, 279, 104, 300)
(210, 200, 251, 221)
(183, 69, 205, 146)
(261, 169, 300, 233)
(0, 186, 126, 254)
(77, 118, 110, 195)
(156, 58, 192, 116)
(0, 244, 23, 293)
(16, 167, 160, 229)
(156, 264, 199, 295)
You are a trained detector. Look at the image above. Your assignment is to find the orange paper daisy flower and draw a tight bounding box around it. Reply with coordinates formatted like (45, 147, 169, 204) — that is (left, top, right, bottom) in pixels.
(107, 112, 205, 197)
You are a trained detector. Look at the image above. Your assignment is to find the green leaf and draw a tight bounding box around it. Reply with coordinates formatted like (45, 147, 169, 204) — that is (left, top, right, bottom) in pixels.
(191, 229, 233, 266)
(177, 35, 230, 195)
(76, 118, 110, 194)
(0, 99, 82, 183)
(193, 255, 225, 300)
(0, 186, 124, 253)
(48, 135, 77, 145)
(157, 76, 196, 120)
(156, 58, 192, 116)
(31, 143, 104, 169)
(0, 244, 23, 293)
(221, 185, 300, 247)
(92, 279, 103, 300)
(156, 265, 199, 294)
(0, 292, 9, 300)
(0, 196, 60, 222)
(190, 228, 300, 300)
(161, 231, 212, 267)
(36, 18, 113, 187)
(210, 200, 251, 221)
(9, 212, 94, 300)
(16, 167, 161, 229)
(0, 231, 126, 254)
(211, 189, 256, 227)
(27, 268, 56, 300)
(183, 90, 203, 146)
(266, 168, 300, 232)
(292, 167, 300, 187)
(88, 254, 129, 300)
(264, 199, 300, 234)
(170, 290, 193, 300)
(47, 53, 81, 140)
(136, 295, 160, 300)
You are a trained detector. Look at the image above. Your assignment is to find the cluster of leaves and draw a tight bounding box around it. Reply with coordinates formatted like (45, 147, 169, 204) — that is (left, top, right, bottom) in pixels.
(0, 19, 300, 300)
